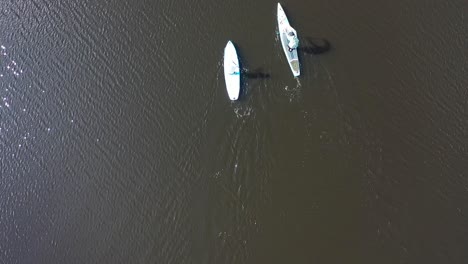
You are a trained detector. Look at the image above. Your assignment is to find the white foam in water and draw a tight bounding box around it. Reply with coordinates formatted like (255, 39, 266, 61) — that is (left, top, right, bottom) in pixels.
(296, 77, 301, 87)
(0, 45, 24, 78)
(283, 78, 303, 102)
(233, 105, 253, 118)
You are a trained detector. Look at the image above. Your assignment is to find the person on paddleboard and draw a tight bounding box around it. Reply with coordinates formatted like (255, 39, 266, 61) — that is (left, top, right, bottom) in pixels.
(286, 29, 299, 52)
(230, 62, 239, 75)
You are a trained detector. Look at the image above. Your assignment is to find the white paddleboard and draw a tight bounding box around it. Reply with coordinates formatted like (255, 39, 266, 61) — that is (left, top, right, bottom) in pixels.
(223, 41, 240, 100)
(277, 3, 300, 77)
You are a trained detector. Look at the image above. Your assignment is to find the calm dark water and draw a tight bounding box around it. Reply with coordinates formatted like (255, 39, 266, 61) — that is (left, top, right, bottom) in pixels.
(1, 0, 467, 263)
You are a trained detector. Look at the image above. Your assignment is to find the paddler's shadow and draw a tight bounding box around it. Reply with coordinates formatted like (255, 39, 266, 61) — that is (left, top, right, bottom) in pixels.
(298, 37, 331, 55)
(241, 68, 271, 79)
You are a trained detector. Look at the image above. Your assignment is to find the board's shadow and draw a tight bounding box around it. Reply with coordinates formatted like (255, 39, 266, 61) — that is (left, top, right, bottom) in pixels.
(242, 68, 271, 79)
(298, 37, 331, 55)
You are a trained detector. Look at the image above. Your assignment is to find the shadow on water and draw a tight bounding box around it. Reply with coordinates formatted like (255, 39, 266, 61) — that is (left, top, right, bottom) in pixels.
(298, 37, 331, 55)
(242, 68, 271, 79)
